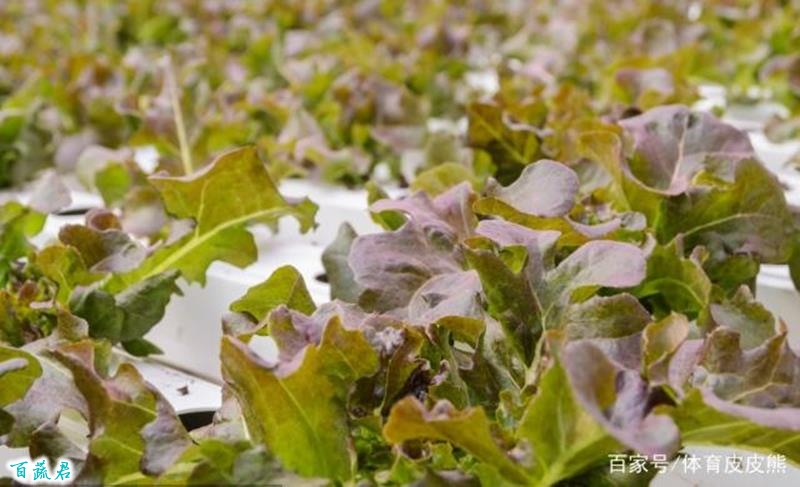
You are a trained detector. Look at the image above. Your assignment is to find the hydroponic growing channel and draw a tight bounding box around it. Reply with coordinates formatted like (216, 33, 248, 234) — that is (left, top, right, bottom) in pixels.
(3, 1, 800, 486)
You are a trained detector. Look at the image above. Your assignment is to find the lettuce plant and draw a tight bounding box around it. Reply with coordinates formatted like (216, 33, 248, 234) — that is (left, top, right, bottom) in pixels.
(2, 0, 800, 475)
(1, 147, 316, 353)
(4, 106, 800, 485)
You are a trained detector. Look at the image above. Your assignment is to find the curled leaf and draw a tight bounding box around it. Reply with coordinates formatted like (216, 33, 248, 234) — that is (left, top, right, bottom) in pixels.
(383, 397, 530, 485)
(485, 159, 579, 217)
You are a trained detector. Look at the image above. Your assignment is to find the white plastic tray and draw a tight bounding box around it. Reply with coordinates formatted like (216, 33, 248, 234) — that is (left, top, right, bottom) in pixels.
(695, 83, 792, 133)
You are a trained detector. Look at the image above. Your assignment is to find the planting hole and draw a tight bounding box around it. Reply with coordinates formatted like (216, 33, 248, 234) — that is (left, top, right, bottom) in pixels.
(178, 410, 216, 431)
(55, 207, 92, 216)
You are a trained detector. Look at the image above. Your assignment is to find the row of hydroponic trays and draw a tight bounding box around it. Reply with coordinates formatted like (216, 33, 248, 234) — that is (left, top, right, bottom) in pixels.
(2, 1, 800, 485)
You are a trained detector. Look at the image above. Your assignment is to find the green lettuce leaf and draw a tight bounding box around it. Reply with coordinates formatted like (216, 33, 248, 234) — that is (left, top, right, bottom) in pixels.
(0, 201, 45, 284)
(518, 361, 620, 486)
(70, 270, 181, 349)
(230, 265, 315, 321)
(109, 147, 317, 289)
(221, 317, 379, 481)
(383, 397, 531, 485)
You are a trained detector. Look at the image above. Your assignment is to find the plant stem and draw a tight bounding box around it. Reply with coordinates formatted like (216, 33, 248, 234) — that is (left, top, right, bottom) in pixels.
(164, 56, 193, 175)
(525, 332, 547, 388)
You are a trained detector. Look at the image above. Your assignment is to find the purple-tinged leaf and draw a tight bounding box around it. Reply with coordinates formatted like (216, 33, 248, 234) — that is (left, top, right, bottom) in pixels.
(475, 220, 560, 250)
(563, 294, 651, 340)
(2, 347, 87, 450)
(59, 224, 146, 273)
(642, 314, 690, 383)
(53, 340, 191, 482)
(548, 240, 646, 293)
(474, 196, 624, 247)
(371, 182, 477, 240)
(562, 341, 680, 457)
(350, 221, 463, 312)
(484, 159, 579, 217)
(706, 285, 778, 350)
(619, 105, 753, 195)
(407, 271, 484, 327)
